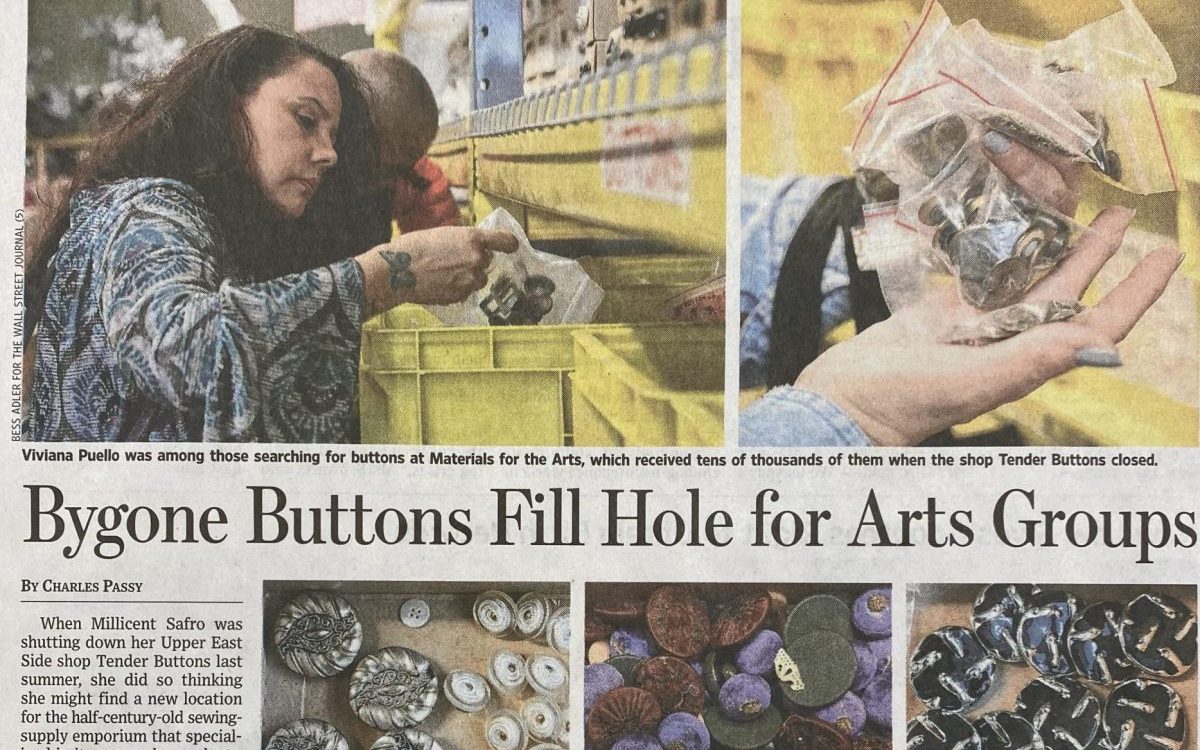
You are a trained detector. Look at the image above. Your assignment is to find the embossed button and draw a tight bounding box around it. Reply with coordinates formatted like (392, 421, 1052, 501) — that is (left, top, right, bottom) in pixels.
(635, 655, 707, 715)
(349, 647, 439, 730)
(1102, 678, 1187, 750)
(909, 626, 995, 712)
(273, 591, 363, 678)
(265, 718, 351, 750)
(371, 729, 444, 750)
(587, 687, 663, 749)
(585, 662, 625, 713)
(1120, 593, 1196, 677)
(1067, 601, 1138, 684)
(1013, 676, 1100, 750)
(710, 590, 772, 649)
(907, 711, 981, 750)
(646, 585, 711, 658)
(776, 715, 852, 750)
(972, 584, 1039, 663)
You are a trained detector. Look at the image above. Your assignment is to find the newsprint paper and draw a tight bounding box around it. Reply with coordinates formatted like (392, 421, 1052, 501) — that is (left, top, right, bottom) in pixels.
(2, 2, 1198, 750)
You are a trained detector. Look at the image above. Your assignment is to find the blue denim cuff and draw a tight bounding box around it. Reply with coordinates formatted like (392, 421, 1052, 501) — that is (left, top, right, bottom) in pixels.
(739, 386, 873, 447)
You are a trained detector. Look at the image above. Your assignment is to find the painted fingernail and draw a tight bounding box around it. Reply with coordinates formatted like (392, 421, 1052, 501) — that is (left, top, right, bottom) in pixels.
(1074, 348, 1122, 368)
(983, 131, 1011, 155)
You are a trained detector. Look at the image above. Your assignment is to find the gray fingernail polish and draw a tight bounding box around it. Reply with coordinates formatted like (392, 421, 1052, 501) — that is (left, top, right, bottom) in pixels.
(983, 131, 1011, 155)
(1074, 348, 1122, 367)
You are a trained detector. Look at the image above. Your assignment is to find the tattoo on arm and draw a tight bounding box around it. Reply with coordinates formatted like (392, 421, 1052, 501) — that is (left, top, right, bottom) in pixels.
(380, 250, 417, 292)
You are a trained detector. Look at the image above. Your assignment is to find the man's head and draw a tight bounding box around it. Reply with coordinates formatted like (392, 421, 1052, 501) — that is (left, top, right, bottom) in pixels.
(343, 48, 439, 184)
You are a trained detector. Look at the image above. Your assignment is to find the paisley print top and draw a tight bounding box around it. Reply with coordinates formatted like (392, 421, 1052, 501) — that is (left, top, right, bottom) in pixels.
(29, 178, 366, 442)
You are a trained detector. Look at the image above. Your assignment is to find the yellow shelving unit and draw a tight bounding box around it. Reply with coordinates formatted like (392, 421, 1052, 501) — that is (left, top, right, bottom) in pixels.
(365, 27, 727, 447)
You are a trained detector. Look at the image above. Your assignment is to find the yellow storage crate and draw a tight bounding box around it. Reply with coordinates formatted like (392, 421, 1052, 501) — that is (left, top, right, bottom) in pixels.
(571, 325, 724, 447)
(578, 254, 724, 323)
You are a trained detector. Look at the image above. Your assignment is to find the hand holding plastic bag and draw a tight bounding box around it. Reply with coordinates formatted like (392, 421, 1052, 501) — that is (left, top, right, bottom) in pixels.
(430, 209, 604, 326)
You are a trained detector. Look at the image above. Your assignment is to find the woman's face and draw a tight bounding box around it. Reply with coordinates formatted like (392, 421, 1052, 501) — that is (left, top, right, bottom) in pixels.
(240, 57, 342, 219)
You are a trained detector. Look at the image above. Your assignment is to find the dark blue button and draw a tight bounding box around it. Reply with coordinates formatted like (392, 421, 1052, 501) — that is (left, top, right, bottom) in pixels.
(1067, 601, 1138, 684)
(1013, 676, 1100, 750)
(910, 626, 995, 712)
(972, 584, 1039, 663)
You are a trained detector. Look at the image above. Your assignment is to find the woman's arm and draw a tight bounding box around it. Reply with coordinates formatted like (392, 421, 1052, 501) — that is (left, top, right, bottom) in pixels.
(98, 180, 512, 441)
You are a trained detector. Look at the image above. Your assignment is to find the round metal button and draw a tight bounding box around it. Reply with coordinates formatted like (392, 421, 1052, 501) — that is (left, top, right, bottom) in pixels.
(273, 591, 363, 678)
(349, 647, 439, 730)
(265, 718, 351, 750)
(400, 598, 431, 628)
(972, 712, 1043, 750)
(1102, 678, 1187, 750)
(973, 584, 1039, 663)
(371, 729, 444, 750)
(1119, 593, 1196, 678)
(907, 710, 981, 750)
(910, 625, 996, 712)
(1067, 601, 1138, 684)
(1017, 590, 1079, 676)
(1013, 676, 1100, 750)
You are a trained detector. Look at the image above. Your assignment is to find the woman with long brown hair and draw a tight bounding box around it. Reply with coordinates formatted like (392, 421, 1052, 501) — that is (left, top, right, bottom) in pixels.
(26, 25, 513, 443)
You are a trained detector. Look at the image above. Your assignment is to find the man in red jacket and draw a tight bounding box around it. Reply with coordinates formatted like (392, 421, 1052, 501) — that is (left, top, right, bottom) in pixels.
(343, 48, 462, 235)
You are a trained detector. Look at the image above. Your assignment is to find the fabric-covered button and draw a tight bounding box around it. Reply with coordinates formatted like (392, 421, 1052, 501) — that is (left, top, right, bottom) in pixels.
(816, 691, 867, 737)
(587, 687, 664, 749)
(719, 673, 772, 721)
(778, 630, 858, 708)
(273, 591, 363, 678)
(646, 585, 711, 659)
(852, 589, 891, 639)
(909, 626, 995, 712)
(370, 729, 443, 750)
(786, 594, 852, 644)
(635, 655, 707, 715)
(703, 703, 783, 749)
(349, 647, 439, 731)
(265, 718, 351, 750)
(710, 590, 773, 649)
(586, 662, 625, 713)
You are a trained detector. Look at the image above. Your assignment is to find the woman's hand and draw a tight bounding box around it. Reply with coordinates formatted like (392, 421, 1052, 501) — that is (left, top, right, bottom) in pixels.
(796, 207, 1183, 446)
(358, 226, 519, 312)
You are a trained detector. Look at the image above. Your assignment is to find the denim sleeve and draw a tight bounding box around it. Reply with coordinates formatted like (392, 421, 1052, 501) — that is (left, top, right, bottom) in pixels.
(739, 386, 872, 446)
(98, 180, 367, 442)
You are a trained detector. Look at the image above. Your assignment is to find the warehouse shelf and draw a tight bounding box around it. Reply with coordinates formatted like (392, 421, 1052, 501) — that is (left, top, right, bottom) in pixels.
(466, 28, 726, 254)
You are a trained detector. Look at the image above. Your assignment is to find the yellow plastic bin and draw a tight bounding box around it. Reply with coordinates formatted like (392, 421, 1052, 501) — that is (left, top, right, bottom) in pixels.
(359, 257, 725, 445)
(571, 324, 724, 447)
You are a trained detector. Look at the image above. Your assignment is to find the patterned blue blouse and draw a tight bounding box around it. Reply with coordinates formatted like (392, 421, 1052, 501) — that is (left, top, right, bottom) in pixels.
(29, 178, 366, 442)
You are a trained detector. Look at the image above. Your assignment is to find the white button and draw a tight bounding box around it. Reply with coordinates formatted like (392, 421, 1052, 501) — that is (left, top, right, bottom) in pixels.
(400, 598, 431, 627)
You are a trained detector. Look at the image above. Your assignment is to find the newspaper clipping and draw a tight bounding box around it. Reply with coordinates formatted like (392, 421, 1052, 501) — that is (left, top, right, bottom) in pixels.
(2, 1, 1198, 750)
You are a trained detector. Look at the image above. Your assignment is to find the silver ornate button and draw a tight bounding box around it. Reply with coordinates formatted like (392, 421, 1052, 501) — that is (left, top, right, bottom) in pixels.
(265, 718, 351, 750)
(370, 729, 444, 750)
(273, 592, 363, 678)
(349, 647, 439, 730)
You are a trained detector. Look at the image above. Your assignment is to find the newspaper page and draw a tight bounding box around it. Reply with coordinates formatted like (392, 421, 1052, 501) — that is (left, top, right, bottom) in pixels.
(2, 2, 1198, 750)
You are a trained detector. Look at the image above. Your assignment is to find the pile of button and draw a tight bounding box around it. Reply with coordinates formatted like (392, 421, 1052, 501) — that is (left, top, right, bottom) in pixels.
(584, 584, 892, 750)
(262, 589, 570, 750)
(907, 585, 1196, 750)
